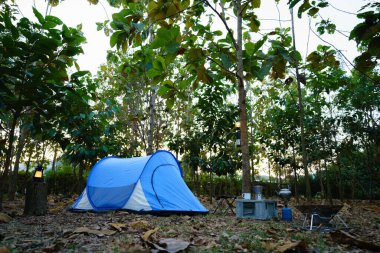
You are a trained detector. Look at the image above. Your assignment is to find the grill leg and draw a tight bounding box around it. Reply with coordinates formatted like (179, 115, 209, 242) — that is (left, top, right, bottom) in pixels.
(310, 214, 315, 230)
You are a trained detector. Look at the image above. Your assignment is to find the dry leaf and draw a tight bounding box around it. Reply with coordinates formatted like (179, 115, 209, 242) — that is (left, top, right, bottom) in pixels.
(110, 223, 127, 232)
(0, 246, 10, 253)
(42, 245, 57, 253)
(142, 227, 159, 241)
(261, 241, 278, 252)
(73, 226, 116, 237)
(277, 240, 308, 253)
(0, 213, 11, 223)
(159, 238, 190, 253)
(130, 220, 149, 230)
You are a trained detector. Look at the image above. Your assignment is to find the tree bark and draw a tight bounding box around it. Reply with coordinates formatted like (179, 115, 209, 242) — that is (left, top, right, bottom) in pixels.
(290, 8, 311, 200)
(0, 111, 20, 210)
(147, 89, 157, 155)
(51, 145, 58, 194)
(8, 124, 27, 200)
(291, 146, 299, 202)
(317, 159, 325, 198)
(237, 0, 251, 194)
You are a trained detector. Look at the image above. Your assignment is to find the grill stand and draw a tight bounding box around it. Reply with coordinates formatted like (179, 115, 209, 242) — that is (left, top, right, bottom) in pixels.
(303, 213, 348, 231)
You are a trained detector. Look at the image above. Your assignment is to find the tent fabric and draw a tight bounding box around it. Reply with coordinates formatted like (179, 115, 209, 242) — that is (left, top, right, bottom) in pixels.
(71, 150, 208, 213)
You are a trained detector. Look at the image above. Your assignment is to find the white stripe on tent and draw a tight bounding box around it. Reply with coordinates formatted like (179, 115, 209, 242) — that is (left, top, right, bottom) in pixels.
(122, 180, 152, 211)
(74, 188, 93, 210)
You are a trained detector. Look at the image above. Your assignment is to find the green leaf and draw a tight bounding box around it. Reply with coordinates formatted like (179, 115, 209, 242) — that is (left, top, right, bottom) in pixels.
(166, 41, 180, 54)
(251, 0, 261, 8)
(220, 54, 232, 69)
(45, 15, 63, 25)
(245, 42, 255, 55)
(71, 71, 90, 79)
(257, 60, 272, 80)
(150, 38, 166, 49)
(110, 31, 123, 48)
(43, 21, 58, 29)
(33, 7, 45, 24)
(297, 0, 311, 18)
(146, 68, 161, 78)
(153, 56, 166, 70)
(308, 7, 319, 16)
(249, 17, 260, 32)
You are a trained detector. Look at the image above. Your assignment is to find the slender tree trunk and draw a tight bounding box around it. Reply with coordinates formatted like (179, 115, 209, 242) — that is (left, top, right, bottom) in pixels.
(324, 159, 333, 205)
(209, 170, 213, 204)
(317, 159, 325, 198)
(351, 166, 356, 200)
(51, 145, 58, 194)
(0, 111, 20, 210)
(336, 154, 344, 201)
(147, 90, 157, 155)
(78, 162, 85, 194)
(8, 125, 27, 200)
(25, 144, 34, 175)
(268, 161, 272, 196)
(292, 146, 299, 202)
(147, 20, 156, 155)
(236, 0, 251, 194)
(41, 141, 47, 165)
(290, 9, 311, 200)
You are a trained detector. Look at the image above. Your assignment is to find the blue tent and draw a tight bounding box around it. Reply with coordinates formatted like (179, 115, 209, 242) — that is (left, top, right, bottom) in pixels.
(71, 150, 208, 213)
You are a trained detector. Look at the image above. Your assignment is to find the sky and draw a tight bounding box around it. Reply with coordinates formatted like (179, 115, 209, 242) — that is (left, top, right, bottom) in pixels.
(14, 0, 365, 74)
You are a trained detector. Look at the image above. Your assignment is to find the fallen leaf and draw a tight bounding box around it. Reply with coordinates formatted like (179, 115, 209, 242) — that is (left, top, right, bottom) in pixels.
(261, 241, 278, 252)
(73, 226, 116, 237)
(110, 223, 127, 232)
(0, 246, 10, 253)
(182, 215, 191, 220)
(142, 227, 159, 241)
(266, 229, 277, 235)
(159, 238, 190, 253)
(130, 220, 149, 231)
(0, 213, 11, 223)
(277, 240, 308, 253)
(42, 245, 57, 253)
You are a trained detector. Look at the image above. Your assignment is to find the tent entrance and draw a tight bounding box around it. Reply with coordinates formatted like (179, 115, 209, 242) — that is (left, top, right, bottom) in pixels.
(88, 183, 135, 210)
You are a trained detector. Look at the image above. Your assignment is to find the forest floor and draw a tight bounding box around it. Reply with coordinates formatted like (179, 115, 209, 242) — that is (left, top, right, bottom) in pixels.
(0, 195, 380, 253)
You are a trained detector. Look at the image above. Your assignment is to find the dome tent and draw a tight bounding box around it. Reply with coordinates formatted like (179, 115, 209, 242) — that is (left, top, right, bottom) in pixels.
(71, 150, 208, 213)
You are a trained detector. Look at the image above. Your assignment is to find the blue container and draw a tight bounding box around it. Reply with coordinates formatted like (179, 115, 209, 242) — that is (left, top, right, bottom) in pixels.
(282, 207, 292, 221)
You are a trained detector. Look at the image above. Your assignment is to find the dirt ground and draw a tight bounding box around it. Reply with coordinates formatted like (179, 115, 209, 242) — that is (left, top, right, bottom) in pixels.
(0, 195, 379, 252)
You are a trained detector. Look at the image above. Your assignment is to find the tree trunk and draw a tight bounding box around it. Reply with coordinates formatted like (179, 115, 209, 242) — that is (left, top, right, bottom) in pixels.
(0, 111, 20, 210)
(291, 146, 299, 202)
(147, 89, 157, 155)
(290, 8, 311, 200)
(236, 0, 251, 194)
(317, 160, 325, 198)
(25, 144, 34, 175)
(8, 125, 27, 200)
(51, 145, 58, 194)
(209, 170, 213, 204)
(78, 162, 85, 194)
(324, 158, 333, 205)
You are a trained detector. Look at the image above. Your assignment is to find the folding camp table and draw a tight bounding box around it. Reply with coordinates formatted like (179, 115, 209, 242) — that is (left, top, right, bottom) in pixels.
(212, 195, 236, 215)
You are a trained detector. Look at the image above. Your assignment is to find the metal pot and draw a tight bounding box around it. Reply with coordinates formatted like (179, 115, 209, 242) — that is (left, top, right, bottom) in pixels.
(278, 188, 292, 206)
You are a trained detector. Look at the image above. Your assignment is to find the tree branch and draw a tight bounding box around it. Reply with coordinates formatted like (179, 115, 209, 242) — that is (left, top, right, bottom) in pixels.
(203, 0, 238, 50)
(206, 56, 237, 78)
